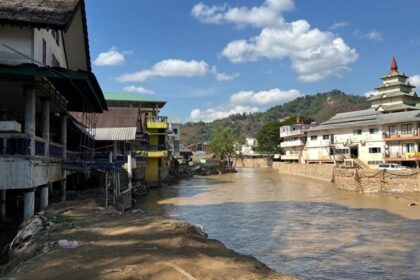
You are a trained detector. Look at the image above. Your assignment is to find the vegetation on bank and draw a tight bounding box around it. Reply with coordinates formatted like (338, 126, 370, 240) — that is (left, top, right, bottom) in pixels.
(181, 90, 369, 145)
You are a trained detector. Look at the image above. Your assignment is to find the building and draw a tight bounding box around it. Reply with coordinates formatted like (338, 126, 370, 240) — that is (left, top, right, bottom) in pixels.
(0, 0, 107, 221)
(369, 57, 420, 112)
(239, 138, 258, 155)
(280, 124, 313, 163)
(168, 119, 181, 158)
(104, 93, 169, 186)
(304, 58, 420, 169)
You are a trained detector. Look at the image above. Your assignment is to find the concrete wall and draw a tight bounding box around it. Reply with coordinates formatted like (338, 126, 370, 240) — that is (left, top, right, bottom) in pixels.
(275, 162, 335, 182)
(334, 168, 420, 193)
(235, 158, 272, 168)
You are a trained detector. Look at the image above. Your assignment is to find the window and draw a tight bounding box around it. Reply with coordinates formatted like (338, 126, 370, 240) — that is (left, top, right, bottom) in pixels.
(52, 54, 60, 67)
(369, 128, 379, 134)
(51, 30, 60, 46)
(173, 128, 178, 134)
(368, 161, 383, 165)
(401, 124, 412, 135)
(353, 129, 362, 136)
(388, 125, 396, 135)
(310, 135, 318, 141)
(323, 135, 330, 140)
(42, 39, 46, 65)
(402, 143, 415, 153)
(369, 147, 381, 153)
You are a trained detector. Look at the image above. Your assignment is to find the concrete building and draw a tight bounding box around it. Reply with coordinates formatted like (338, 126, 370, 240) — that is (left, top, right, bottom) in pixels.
(168, 119, 181, 158)
(0, 0, 107, 221)
(103, 93, 169, 186)
(304, 58, 420, 169)
(280, 124, 313, 163)
(239, 138, 258, 156)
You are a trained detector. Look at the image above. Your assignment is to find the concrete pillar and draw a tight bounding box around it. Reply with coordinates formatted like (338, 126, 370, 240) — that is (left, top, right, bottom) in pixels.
(128, 151, 133, 189)
(61, 114, 67, 160)
(0, 190, 6, 222)
(60, 180, 66, 202)
(39, 184, 49, 210)
(24, 87, 36, 156)
(23, 189, 35, 222)
(41, 98, 50, 157)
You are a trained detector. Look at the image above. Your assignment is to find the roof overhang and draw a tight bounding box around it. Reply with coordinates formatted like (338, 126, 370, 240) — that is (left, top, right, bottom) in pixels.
(0, 63, 107, 112)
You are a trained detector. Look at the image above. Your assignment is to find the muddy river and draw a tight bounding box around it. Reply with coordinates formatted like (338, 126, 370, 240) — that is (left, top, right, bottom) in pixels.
(140, 168, 420, 279)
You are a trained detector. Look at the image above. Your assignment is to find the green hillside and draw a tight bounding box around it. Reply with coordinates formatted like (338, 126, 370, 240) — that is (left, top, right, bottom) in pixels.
(181, 90, 369, 145)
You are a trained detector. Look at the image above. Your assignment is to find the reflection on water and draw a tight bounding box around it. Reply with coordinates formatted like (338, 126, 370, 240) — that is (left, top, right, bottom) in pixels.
(140, 168, 420, 279)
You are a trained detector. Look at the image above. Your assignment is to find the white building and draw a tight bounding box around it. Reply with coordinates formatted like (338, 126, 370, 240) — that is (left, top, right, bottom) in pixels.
(304, 58, 420, 169)
(0, 0, 106, 221)
(240, 138, 258, 155)
(280, 124, 314, 163)
(168, 119, 181, 157)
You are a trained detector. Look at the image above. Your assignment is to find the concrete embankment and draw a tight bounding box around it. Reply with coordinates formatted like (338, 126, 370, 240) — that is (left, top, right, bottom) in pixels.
(1, 199, 294, 280)
(237, 158, 420, 193)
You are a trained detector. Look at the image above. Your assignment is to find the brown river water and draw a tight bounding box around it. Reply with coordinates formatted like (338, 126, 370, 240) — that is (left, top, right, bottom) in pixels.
(140, 168, 420, 280)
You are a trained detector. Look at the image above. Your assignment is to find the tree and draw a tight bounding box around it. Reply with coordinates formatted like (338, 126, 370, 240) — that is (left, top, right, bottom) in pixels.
(209, 128, 236, 165)
(256, 122, 282, 153)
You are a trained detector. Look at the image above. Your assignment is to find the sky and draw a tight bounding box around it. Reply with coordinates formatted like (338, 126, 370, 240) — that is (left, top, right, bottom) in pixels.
(86, 0, 420, 122)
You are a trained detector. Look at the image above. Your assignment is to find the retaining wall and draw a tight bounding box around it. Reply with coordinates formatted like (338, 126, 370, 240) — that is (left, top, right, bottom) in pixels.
(235, 158, 272, 168)
(275, 162, 335, 182)
(334, 168, 420, 193)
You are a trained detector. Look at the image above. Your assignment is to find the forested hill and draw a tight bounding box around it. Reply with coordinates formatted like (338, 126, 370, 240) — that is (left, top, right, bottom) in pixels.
(181, 90, 369, 145)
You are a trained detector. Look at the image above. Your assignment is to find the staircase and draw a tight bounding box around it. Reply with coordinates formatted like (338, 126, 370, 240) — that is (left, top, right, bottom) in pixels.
(352, 158, 370, 169)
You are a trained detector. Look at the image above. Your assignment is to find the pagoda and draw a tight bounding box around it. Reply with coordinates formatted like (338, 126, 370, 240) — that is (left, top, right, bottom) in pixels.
(369, 57, 420, 112)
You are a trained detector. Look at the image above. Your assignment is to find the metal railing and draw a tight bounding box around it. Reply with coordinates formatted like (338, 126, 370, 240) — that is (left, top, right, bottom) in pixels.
(49, 142, 64, 159)
(35, 137, 47, 156)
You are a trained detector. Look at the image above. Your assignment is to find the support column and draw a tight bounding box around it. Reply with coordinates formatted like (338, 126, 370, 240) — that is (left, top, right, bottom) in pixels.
(39, 184, 49, 210)
(128, 151, 133, 189)
(61, 114, 67, 160)
(60, 180, 66, 202)
(23, 189, 35, 222)
(41, 98, 50, 157)
(113, 141, 118, 160)
(24, 87, 36, 156)
(0, 190, 6, 222)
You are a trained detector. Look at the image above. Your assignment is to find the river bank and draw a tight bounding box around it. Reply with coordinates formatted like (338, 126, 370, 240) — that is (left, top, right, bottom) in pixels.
(1, 198, 294, 280)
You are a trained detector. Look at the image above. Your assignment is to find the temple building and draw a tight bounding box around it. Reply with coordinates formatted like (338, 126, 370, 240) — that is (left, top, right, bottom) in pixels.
(369, 57, 420, 112)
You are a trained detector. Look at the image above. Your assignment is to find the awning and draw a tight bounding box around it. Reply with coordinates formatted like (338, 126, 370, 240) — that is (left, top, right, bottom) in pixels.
(93, 127, 137, 141)
(0, 63, 107, 112)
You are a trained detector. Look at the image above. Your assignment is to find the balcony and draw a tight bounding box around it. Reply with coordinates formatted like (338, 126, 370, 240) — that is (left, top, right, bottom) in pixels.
(146, 116, 168, 129)
(306, 140, 331, 148)
(281, 129, 305, 138)
(385, 152, 420, 162)
(280, 139, 305, 148)
(139, 144, 168, 158)
(384, 131, 420, 142)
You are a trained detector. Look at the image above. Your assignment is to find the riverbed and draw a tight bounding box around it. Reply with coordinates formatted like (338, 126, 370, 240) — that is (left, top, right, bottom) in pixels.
(140, 168, 420, 280)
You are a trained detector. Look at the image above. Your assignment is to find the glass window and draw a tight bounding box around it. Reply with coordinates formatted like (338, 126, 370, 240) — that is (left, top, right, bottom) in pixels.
(369, 147, 381, 153)
(369, 128, 379, 134)
(402, 143, 415, 153)
(388, 125, 396, 135)
(352, 129, 362, 135)
(310, 135, 317, 141)
(401, 124, 412, 135)
(323, 135, 329, 140)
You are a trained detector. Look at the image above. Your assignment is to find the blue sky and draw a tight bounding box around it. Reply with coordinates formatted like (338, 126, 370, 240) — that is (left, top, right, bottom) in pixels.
(86, 0, 420, 122)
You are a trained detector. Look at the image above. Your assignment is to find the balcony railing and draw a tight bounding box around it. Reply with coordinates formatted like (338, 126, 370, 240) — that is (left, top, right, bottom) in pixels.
(146, 116, 168, 122)
(280, 139, 305, 148)
(140, 144, 168, 151)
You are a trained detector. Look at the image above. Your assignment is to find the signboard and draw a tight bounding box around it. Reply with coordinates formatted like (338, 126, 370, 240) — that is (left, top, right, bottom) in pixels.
(406, 152, 420, 160)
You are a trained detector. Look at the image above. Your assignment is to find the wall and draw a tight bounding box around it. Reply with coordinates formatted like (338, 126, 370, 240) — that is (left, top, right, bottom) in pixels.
(275, 162, 335, 182)
(333, 168, 420, 193)
(0, 26, 33, 65)
(235, 158, 272, 168)
(34, 28, 67, 68)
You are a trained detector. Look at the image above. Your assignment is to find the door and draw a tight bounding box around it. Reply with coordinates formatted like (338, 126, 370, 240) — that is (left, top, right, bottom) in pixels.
(350, 147, 358, 158)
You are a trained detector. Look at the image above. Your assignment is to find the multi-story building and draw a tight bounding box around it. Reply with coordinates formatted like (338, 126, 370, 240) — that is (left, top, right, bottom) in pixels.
(104, 93, 169, 186)
(0, 0, 107, 221)
(168, 119, 181, 158)
(280, 124, 313, 163)
(304, 58, 420, 169)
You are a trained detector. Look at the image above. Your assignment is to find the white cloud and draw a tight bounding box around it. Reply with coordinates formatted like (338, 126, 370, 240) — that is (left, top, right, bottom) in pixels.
(211, 66, 240, 81)
(123, 86, 154, 95)
(191, 0, 294, 28)
(189, 87, 300, 122)
(193, 1, 358, 82)
(409, 75, 420, 87)
(222, 21, 358, 82)
(365, 29, 382, 41)
(329, 21, 349, 30)
(94, 47, 125, 66)
(117, 59, 209, 82)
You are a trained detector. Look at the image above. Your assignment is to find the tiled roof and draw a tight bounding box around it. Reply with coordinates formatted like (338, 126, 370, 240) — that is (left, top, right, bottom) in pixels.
(0, 0, 81, 30)
(71, 108, 140, 128)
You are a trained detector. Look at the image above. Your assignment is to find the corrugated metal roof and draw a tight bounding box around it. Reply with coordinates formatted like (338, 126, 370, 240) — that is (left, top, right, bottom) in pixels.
(93, 127, 137, 141)
(308, 109, 420, 132)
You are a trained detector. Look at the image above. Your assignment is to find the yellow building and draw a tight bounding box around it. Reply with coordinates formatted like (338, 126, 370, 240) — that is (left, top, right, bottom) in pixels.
(104, 92, 169, 186)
